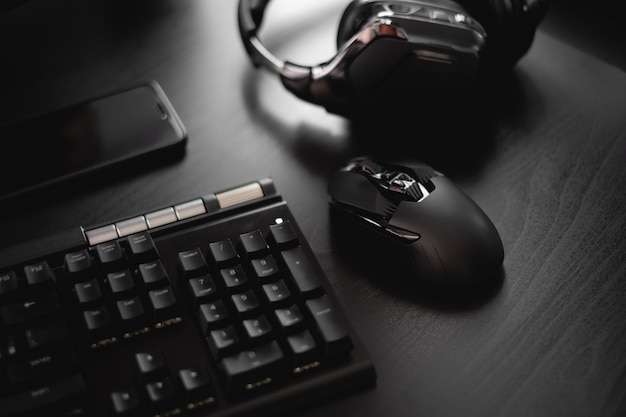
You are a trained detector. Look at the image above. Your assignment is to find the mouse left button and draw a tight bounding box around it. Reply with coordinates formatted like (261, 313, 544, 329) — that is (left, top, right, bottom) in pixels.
(329, 172, 392, 219)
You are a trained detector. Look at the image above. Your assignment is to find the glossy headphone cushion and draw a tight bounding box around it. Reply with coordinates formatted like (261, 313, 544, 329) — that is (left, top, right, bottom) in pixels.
(438, 0, 549, 67)
(455, 0, 524, 68)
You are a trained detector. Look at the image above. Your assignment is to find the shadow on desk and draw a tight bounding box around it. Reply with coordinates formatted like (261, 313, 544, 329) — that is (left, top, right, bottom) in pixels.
(240, 66, 538, 183)
(347, 71, 537, 178)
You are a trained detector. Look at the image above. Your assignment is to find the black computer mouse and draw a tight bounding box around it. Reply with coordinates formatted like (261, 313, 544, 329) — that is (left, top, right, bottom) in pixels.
(328, 157, 504, 287)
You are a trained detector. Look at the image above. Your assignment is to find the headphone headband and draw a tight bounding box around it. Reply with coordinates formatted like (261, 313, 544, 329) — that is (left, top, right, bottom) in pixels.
(238, 0, 282, 72)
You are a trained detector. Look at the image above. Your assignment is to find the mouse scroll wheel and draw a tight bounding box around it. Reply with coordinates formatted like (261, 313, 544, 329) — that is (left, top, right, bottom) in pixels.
(385, 174, 423, 202)
(405, 182, 423, 201)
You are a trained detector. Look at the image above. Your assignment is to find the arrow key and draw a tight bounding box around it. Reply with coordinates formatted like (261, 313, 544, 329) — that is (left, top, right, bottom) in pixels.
(110, 389, 143, 416)
(179, 366, 214, 407)
(135, 350, 167, 380)
(145, 376, 179, 414)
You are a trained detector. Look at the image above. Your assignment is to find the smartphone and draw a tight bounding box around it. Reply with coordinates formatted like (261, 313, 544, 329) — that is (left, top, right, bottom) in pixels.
(0, 81, 187, 203)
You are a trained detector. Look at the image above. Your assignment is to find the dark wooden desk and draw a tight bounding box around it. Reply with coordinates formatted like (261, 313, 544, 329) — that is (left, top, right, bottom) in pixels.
(1, 1, 625, 416)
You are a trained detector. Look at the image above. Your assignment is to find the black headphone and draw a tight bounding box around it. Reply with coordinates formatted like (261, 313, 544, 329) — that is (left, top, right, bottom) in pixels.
(238, 0, 549, 117)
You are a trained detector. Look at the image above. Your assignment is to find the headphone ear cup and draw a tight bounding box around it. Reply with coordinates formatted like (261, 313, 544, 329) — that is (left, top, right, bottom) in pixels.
(467, 0, 521, 67)
(455, 0, 546, 69)
(501, 0, 549, 67)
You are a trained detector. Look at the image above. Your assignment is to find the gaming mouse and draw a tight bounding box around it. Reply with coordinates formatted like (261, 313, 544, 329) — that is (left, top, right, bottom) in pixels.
(328, 157, 504, 286)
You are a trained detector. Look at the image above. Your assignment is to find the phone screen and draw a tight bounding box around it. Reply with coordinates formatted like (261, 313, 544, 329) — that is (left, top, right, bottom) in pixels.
(0, 84, 186, 200)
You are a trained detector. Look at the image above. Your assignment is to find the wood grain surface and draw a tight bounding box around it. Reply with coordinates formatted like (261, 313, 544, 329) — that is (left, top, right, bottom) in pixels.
(1, 1, 625, 416)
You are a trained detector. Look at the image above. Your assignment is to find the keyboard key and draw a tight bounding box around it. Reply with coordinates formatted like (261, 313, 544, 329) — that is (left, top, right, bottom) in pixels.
(207, 326, 239, 359)
(6, 345, 78, 386)
(188, 276, 217, 306)
(287, 330, 319, 367)
(127, 232, 158, 262)
(198, 301, 229, 334)
(231, 290, 261, 317)
(74, 279, 102, 305)
(219, 265, 248, 292)
(220, 341, 286, 392)
(281, 247, 323, 298)
(116, 297, 147, 331)
(84, 224, 117, 246)
(64, 250, 93, 281)
(148, 286, 179, 322)
(83, 306, 113, 343)
(0, 270, 19, 298)
(174, 199, 206, 220)
(251, 255, 279, 282)
(145, 376, 178, 413)
(95, 240, 125, 270)
(306, 295, 353, 358)
(107, 270, 135, 295)
(24, 261, 55, 290)
(269, 221, 298, 249)
(178, 248, 208, 278)
(239, 230, 268, 257)
(110, 389, 143, 416)
(0, 374, 86, 417)
(262, 280, 291, 306)
(135, 350, 167, 380)
(1, 292, 60, 326)
(2, 335, 20, 359)
(208, 239, 238, 265)
(274, 305, 304, 331)
(243, 315, 273, 341)
(116, 216, 148, 237)
(145, 207, 177, 229)
(138, 260, 168, 288)
(25, 319, 68, 349)
(179, 366, 214, 405)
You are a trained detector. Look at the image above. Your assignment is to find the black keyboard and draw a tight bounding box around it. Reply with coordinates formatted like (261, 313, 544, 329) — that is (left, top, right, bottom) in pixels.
(0, 179, 375, 417)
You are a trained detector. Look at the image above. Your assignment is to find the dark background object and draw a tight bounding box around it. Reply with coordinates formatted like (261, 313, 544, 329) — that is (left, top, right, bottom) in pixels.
(0, 1, 625, 416)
